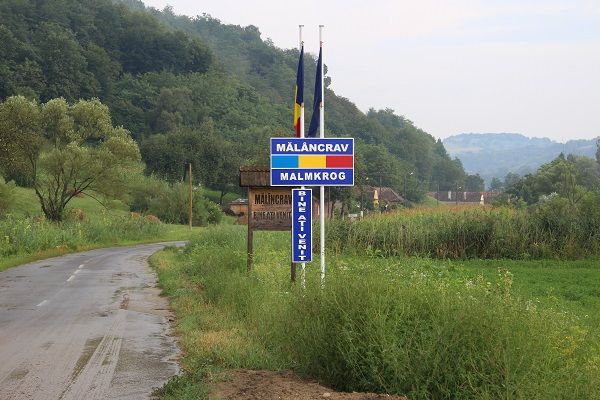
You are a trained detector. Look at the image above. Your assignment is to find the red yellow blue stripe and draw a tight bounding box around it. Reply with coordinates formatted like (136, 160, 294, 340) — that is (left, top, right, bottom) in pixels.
(272, 155, 353, 169)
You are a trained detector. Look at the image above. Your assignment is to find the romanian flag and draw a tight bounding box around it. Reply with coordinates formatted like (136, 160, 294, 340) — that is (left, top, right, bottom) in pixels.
(307, 47, 322, 137)
(294, 45, 304, 137)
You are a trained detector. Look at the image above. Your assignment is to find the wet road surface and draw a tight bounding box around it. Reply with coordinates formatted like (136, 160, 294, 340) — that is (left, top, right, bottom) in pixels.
(0, 243, 183, 399)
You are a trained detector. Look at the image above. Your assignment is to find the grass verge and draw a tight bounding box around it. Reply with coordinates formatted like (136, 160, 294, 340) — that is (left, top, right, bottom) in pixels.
(0, 217, 201, 272)
(151, 225, 600, 400)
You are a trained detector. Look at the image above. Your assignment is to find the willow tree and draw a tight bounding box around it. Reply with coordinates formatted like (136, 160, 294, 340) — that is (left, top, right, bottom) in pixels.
(0, 96, 141, 221)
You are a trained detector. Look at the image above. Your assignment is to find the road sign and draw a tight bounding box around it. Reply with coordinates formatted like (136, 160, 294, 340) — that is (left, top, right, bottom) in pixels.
(292, 189, 312, 263)
(248, 187, 292, 231)
(270, 138, 354, 186)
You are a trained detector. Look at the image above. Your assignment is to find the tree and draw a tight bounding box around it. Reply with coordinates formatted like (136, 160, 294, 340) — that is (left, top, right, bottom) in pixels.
(327, 186, 353, 217)
(465, 174, 485, 192)
(141, 124, 243, 204)
(504, 172, 521, 191)
(0, 96, 141, 221)
(489, 177, 503, 192)
(505, 173, 538, 204)
(200, 135, 242, 205)
(356, 143, 404, 191)
(504, 154, 598, 206)
(534, 155, 586, 205)
(0, 96, 42, 184)
(572, 155, 600, 191)
(431, 157, 466, 191)
(34, 22, 98, 101)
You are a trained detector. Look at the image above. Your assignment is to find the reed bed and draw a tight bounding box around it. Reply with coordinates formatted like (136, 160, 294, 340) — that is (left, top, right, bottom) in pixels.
(327, 204, 600, 259)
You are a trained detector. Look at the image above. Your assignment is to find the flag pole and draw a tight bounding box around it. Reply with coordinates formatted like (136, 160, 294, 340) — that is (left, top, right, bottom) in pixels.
(299, 25, 306, 288)
(319, 25, 325, 286)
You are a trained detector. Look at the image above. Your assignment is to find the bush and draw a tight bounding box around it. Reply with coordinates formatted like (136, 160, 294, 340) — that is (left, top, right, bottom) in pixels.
(67, 208, 86, 221)
(129, 175, 170, 213)
(129, 177, 223, 226)
(282, 271, 598, 399)
(0, 177, 16, 216)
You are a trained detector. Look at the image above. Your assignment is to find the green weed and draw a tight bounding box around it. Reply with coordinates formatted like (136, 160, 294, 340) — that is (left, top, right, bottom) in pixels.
(153, 225, 600, 399)
(0, 212, 165, 265)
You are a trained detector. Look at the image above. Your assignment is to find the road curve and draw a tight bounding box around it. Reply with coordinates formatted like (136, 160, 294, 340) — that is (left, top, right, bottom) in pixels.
(0, 242, 184, 400)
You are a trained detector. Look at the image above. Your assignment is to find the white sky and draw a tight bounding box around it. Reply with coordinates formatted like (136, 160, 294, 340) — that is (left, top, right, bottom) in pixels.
(142, 0, 600, 142)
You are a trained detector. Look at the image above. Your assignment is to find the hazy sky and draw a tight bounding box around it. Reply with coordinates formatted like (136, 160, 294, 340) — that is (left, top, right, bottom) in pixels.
(142, 0, 600, 142)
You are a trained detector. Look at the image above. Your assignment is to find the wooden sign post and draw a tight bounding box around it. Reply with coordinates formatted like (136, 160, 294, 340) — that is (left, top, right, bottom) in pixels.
(240, 167, 296, 281)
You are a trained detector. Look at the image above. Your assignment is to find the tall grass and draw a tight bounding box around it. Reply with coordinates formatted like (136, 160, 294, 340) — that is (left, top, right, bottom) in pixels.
(327, 202, 600, 259)
(0, 212, 165, 258)
(157, 225, 600, 399)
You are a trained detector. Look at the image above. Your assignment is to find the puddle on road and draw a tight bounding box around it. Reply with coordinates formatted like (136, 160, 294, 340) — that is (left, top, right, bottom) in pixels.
(40, 341, 53, 350)
(120, 294, 130, 310)
(8, 368, 29, 381)
(72, 337, 102, 381)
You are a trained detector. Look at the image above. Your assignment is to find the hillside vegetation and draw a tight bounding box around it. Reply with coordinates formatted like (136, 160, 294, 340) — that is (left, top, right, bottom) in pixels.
(0, 0, 469, 203)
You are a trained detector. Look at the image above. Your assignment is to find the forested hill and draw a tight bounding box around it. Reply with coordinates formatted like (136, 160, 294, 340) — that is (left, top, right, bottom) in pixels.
(0, 0, 468, 201)
(124, 0, 472, 196)
(444, 133, 600, 184)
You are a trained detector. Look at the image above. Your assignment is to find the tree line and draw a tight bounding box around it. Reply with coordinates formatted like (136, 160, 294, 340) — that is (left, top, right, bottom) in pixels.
(498, 152, 600, 206)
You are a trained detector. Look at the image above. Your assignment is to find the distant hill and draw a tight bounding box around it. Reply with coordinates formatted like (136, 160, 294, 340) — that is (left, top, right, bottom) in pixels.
(444, 133, 599, 185)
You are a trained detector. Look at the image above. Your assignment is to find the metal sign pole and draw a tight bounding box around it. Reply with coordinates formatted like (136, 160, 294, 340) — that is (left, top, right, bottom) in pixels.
(188, 162, 193, 230)
(319, 25, 326, 286)
(299, 25, 306, 287)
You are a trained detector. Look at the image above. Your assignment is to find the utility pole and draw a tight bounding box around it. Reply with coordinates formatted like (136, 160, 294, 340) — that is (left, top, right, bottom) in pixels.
(188, 162, 193, 230)
(379, 173, 382, 212)
(404, 172, 413, 204)
(455, 182, 459, 205)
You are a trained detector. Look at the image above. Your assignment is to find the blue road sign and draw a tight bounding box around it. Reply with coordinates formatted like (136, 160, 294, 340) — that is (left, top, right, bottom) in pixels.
(292, 189, 312, 263)
(270, 138, 354, 186)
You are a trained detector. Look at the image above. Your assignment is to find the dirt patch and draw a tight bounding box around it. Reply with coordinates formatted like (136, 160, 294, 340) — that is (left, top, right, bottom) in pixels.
(211, 369, 407, 400)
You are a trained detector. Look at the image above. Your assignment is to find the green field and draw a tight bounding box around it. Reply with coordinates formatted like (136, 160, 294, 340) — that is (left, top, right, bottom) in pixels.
(458, 258, 600, 329)
(151, 226, 600, 400)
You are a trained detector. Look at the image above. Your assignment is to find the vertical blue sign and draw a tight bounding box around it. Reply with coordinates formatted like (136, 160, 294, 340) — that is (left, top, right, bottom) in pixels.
(292, 189, 312, 263)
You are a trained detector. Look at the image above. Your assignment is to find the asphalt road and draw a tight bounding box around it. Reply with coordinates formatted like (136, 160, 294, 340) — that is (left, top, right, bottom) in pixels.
(0, 243, 184, 400)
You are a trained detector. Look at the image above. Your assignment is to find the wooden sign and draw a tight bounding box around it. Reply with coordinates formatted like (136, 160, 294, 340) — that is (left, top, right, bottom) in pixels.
(240, 166, 296, 279)
(248, 187, 292, 231)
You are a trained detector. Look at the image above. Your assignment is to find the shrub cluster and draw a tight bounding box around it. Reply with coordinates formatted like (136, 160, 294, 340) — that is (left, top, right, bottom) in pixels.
(327, 197, 600, 259)
(129, 176, 222, 226)
(171, 226, 599, 399)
